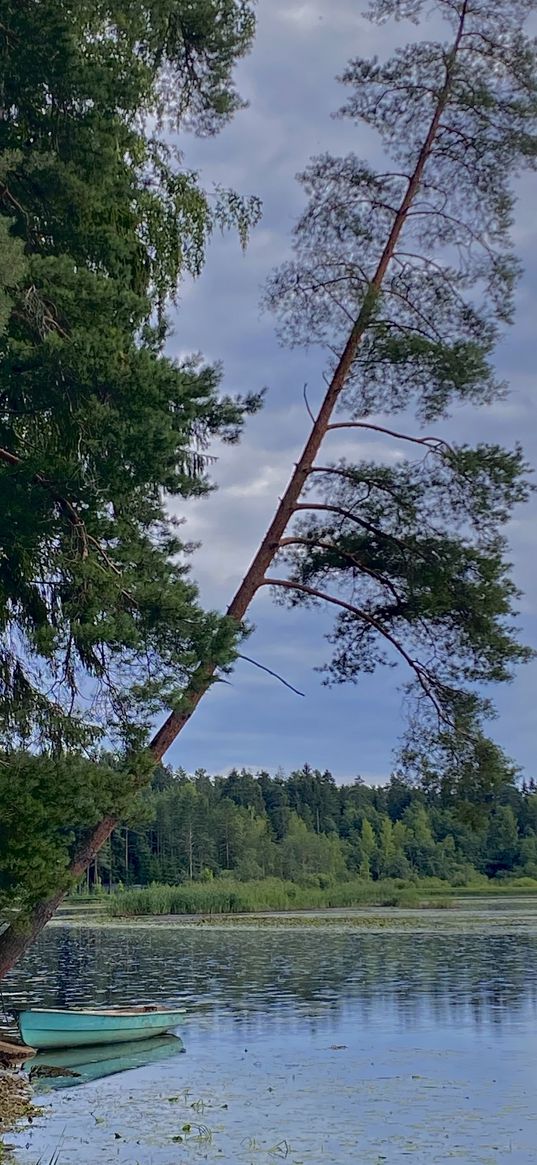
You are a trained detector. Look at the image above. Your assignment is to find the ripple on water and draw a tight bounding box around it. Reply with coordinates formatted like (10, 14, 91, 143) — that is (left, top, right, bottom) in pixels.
(3, 906, 537, 1164)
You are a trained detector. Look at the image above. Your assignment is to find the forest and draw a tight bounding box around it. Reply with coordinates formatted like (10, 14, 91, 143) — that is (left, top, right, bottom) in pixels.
(92, 759, 537, 891)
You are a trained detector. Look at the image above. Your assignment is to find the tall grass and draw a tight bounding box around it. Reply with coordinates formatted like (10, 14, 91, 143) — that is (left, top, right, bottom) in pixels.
(106, 873, 537, 918)
(108, 877, 442, 917)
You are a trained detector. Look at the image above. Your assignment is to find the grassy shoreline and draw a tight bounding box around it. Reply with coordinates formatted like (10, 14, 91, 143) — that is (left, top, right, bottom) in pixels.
(104, 875, 537, 919)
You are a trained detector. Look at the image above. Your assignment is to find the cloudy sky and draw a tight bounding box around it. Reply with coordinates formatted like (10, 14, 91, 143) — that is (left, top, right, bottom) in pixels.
(162, 0, 537, 784)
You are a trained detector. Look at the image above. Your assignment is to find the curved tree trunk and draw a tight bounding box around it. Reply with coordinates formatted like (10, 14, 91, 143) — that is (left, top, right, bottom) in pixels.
(0, 816, 117, 981)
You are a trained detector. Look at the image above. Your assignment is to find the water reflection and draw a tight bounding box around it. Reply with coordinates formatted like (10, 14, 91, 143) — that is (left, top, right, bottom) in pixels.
(26, 1034, 185, 1092)
(7, 913, 537, 1165)
(5, 919, 537, 1034)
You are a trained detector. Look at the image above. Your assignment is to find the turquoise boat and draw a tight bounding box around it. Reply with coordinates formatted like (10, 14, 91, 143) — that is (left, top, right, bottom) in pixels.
(17, 1005, 186, 1050)
(25, 1034, 185, 1091)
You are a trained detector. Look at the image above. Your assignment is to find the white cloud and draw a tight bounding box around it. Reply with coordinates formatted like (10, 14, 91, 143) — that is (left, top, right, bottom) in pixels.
(275, 1, 367, 34)
(277, 3, 324, 31)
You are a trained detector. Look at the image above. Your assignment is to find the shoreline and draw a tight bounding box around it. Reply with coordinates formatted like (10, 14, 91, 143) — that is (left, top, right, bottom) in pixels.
(47, 896, 537, 933)
(0, 1070, 39, 1156)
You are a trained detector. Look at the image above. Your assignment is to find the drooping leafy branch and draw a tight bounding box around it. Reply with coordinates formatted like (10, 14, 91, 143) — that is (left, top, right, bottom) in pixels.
(0, 0, 260, 755)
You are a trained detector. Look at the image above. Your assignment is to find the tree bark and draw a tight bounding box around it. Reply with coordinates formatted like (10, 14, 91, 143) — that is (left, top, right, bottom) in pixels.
(0, 6, 468, 981)
(0, 815, 117, 980)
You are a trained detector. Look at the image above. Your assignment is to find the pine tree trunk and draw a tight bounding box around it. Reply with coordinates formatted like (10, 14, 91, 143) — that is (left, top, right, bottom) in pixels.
(0, 891, 67, 981)
(0, 814, 117, 980)
(0, 9, 467, 981)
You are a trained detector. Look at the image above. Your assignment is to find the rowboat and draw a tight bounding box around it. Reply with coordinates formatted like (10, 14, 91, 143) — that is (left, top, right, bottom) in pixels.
(25, 1034, 185, 1091)
(17, 1005, 186, 1050)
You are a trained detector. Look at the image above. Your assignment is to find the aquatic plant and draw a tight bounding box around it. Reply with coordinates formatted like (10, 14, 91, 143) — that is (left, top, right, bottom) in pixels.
(108, 876, 447, 917)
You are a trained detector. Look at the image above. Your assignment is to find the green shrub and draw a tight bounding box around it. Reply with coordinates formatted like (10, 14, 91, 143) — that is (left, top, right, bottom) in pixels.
(502, 876, 537, 889)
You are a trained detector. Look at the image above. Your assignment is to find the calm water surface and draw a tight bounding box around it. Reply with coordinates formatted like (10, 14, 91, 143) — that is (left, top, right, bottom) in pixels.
(4, 904, 537, 1164)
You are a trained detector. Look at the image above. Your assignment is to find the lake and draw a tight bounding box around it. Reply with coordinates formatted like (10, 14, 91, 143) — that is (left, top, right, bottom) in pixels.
(4, 901, 537, 1164)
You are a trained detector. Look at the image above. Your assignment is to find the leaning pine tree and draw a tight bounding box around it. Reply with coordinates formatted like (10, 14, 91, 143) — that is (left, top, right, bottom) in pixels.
(1, 0, 537, 975)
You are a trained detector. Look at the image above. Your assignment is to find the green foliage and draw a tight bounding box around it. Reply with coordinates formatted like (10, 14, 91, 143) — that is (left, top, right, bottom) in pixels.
(86, 759, 537, 902)
(0, 1, 260, 752)
(486, 806, 520, 877)
(0, 749, 150, 916)
(264, 0, 537, 735)
(0, 214, 26, 337)
(279, 814, 348, 881)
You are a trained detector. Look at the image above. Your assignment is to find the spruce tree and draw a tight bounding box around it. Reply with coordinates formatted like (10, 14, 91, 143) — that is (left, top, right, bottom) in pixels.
(0, 0, 259, 754)
(0, 0, 258, 969)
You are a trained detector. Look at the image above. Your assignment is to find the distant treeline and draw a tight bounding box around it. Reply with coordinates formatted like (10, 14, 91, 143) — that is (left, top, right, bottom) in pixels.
(87, 761, 537, 890)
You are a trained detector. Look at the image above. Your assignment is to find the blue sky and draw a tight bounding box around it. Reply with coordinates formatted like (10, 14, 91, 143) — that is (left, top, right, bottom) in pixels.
(162, 0, 537, 784)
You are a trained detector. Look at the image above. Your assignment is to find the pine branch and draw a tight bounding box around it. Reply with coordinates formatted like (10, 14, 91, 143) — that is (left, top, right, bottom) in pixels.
(293, 502, 413, 560)
(277, 535, 404, 607)
(326, 422, 453, 455)
(0, 446, 137, 601)
(0, 446, 89, 557)
(262, 576, 447, 722)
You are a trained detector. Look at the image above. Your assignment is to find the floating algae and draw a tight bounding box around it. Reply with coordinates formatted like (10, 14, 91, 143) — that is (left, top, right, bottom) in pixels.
(0, 1070, 40, 1135)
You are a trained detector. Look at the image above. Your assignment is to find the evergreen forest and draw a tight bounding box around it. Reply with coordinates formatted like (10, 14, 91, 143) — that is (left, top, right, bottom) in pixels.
(94, 759, 537, 891)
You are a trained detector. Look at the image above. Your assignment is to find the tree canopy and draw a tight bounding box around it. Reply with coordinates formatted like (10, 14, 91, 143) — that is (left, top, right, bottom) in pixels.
(49, 755, 537, 894)
(262, 0, 537, 729)
(0, 0, 260, 753)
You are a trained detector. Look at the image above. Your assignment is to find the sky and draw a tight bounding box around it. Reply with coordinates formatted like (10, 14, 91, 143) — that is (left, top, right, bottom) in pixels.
(161, 0, 537, 785)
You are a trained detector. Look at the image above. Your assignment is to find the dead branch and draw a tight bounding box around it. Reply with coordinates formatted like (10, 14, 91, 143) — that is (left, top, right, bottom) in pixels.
(302, 383, 316, 424)
(238, 653, 305, 697)
(326, 421, 453, 455)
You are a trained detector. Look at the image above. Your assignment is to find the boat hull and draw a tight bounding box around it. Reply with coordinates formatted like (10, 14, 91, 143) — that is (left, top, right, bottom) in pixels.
(18, 1007, 186, 1050)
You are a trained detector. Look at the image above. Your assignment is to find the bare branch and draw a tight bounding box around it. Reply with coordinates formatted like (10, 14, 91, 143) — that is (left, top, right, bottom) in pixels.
(309, 465, 372, 490)
(325, 421, 453, 455)
(0, 181, 30, 229)
(302, 383, 315, 424)
(238, 653, 305, 697)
